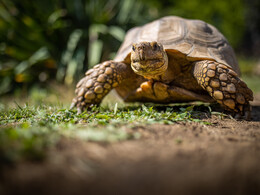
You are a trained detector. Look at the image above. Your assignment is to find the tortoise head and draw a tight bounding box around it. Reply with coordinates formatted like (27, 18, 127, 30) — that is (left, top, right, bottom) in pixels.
(131, 41, 168, 79)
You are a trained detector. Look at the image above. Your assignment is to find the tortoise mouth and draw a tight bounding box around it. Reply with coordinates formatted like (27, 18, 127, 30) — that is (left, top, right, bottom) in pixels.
(131, 59, 168, 78)
(132, 58, 162, 64)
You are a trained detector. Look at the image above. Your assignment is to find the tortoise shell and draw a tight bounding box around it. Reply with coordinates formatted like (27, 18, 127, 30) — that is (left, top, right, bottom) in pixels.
(114, 16, 239, 74)
(71, 16, 253, 118)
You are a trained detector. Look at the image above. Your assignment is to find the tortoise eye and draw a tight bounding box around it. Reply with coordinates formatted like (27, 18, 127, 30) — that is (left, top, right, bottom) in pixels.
(153, 44, 159, 50)
(132, 45, 135, 51)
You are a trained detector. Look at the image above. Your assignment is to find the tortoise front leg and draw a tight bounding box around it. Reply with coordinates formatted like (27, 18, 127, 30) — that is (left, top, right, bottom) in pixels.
(193, 60, 254, 119)
(70, 61, 129, 113)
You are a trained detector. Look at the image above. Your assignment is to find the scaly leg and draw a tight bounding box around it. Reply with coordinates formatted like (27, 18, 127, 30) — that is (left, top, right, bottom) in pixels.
(193, 60, 253, 119)
(70, 61, 130, 113)
(125, 80, 213, 103)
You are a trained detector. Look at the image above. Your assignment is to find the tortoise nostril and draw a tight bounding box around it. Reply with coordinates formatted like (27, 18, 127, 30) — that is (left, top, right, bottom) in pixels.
(132, 45, 135, 51)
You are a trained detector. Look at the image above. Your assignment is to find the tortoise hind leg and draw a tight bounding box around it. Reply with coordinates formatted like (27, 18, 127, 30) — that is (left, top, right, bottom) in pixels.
(71, 61, 130, 113)
(192, 60, 254, 119)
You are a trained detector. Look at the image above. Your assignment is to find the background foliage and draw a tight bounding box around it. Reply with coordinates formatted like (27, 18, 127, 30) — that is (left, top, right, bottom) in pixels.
(0, 0, 259, 95)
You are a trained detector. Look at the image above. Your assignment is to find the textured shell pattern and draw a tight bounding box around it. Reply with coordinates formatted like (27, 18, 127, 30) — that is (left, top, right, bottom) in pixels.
(114, 16, 239, 74)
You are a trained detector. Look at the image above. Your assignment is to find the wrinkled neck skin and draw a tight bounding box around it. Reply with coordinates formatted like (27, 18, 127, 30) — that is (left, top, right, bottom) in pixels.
(130, 41, 168, 81)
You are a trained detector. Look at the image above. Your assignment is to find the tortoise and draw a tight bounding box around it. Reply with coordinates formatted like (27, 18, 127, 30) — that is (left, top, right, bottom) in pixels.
(71, 16, 253, 119)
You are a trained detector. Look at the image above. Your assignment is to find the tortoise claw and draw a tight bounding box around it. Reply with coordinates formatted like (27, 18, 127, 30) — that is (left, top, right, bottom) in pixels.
(77, 107, 82, 114)
(70, 101, 76, 110)
(232, 104, 251, 120)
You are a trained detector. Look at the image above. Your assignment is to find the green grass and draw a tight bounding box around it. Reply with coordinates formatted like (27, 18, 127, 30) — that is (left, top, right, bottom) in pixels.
(0, 102, 212, 164)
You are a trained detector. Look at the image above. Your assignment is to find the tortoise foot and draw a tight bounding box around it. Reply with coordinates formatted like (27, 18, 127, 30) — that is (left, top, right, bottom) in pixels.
(193, 60, 254, 119)
(71, 61, 126, 113)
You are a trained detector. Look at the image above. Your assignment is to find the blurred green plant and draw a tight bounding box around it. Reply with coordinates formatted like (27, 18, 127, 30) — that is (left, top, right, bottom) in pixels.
(0, 0, 253, 96)
(0, 0, 159, 95)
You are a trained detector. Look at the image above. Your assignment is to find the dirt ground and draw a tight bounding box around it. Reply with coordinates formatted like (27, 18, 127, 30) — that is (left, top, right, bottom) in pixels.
(1, 94, 260, 195)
